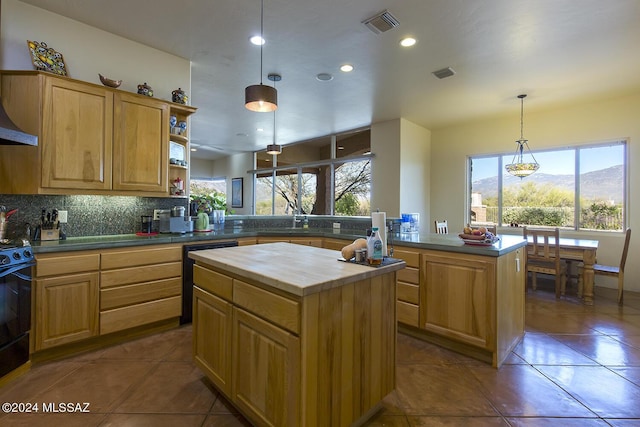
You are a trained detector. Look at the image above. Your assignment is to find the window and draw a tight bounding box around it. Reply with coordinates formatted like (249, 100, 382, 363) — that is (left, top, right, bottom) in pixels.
(190, 177, 226, 198)
(334, 159, 371, 216)
(469, 140, 626, 231)
(252, 129, 371, 215)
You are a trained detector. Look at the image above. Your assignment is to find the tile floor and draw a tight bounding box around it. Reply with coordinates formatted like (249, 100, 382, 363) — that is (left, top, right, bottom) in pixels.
(1, 284, 639, 426)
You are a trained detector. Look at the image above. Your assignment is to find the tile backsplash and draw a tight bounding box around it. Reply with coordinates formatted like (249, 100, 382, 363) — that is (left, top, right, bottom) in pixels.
(0, 194, 378, 241)
(0, 194, 186, 240)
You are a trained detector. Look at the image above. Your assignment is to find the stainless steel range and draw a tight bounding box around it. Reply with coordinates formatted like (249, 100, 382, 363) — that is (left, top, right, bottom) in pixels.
(0, 242, 34, 377)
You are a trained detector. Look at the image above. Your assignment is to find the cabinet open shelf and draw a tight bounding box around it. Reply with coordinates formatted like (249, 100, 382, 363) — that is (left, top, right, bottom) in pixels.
(169, 134, 188, 144)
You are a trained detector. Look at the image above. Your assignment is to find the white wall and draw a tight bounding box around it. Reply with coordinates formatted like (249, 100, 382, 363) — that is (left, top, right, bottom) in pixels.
(400, 118, 431, 229)
(1, 0, 190, 101)
(213, 152, 253, 215)
(431, 90, 640, 292)
(190, 158, 216, 180)
(370, 118, 430, 228)
(370, 119, 401, 215)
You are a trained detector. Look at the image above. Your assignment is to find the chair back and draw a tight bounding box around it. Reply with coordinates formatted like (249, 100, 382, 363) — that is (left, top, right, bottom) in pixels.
(434, 220, 448, 234)
(523, 227, 561, 266)
(619, 228, 632, 272)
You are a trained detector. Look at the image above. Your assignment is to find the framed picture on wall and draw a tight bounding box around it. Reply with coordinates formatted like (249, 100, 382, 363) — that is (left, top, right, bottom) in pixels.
(231, 177, 243, 208)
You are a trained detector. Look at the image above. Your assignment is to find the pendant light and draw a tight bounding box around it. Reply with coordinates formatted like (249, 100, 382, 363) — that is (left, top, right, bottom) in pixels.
(506, 94, 540, 178)
(266, 144, 281, 155)
(265, 73, 282, 155)
(245, 0, 277, 112)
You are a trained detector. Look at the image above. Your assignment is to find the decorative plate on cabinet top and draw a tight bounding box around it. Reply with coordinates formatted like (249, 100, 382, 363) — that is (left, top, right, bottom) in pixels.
(27, 40, 67, 76)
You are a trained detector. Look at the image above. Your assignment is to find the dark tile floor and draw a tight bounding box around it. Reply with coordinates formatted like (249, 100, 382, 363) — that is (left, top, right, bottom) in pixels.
(1, 284, 639, 426)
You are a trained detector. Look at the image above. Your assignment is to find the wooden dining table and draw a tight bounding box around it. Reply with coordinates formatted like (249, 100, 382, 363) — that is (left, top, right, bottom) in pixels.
(525, 235, 599, 305)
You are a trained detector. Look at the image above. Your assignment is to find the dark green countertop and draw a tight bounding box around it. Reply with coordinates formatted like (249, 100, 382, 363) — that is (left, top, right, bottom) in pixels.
(30, 228, 526, 257)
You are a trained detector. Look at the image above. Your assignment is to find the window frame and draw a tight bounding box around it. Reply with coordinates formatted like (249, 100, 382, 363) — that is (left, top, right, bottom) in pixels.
(467, 139, 628, 232)
(250, 153, 374, 215)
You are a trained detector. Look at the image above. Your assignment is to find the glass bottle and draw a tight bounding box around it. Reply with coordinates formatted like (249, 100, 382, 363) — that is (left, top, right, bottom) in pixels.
(367, 227, 383, 265)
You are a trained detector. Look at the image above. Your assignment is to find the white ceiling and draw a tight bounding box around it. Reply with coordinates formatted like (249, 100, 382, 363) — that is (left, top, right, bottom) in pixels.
(19, 0, 640, 160)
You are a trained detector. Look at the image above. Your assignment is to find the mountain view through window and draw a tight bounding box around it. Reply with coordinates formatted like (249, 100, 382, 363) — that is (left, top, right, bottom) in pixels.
(469, 141, 626, 231)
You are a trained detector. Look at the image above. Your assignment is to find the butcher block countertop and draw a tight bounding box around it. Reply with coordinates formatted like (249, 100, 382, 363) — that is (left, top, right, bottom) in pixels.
(188, 242, 406, 297)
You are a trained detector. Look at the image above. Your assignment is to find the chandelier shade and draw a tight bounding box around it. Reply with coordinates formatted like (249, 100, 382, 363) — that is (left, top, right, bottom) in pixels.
(245, 84, 277, 112)
(505, 139, 539, 178)
(266, 144, 282, 155)
(505, 94, 539, 178)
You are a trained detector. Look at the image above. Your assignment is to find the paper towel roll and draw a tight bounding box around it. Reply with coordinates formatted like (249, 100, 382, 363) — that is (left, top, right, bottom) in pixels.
(371, 211, 388, 256)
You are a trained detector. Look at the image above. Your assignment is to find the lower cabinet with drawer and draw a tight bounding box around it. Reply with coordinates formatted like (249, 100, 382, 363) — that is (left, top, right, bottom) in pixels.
(193, 265, 300, 426)
(99, 245, 182, 334)
(34, 252, 101, 351)
(393, 247, 421, 327)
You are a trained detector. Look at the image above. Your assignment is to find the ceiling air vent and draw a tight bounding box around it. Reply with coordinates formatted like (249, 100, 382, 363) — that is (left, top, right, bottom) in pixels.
(362, 10, 399, 34)
(432, 67, 456, 79)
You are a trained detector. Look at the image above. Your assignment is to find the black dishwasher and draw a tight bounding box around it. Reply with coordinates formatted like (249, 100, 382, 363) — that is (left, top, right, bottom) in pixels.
(181, 240, 238, 324)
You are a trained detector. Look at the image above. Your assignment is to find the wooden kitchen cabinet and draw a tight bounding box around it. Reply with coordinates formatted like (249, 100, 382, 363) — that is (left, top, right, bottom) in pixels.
(287, 237, 323, 247)
(421, 250, 494, 349)
(99, 245, 182, 335)
(256, 237, 289, 244)
(112, 92, 169, 193)
(191, 243, 401, 427)
(322, 238, 348, 251)
(232, 307, 300, 427)
(193, 286, 233, 395)
(0, 71, 193, 196)
(34, 252, 101, 351)
(393, 247, 421, 327)
(406, 247, 525, 367)
(32, 244, 183, 356)
(258, 237, 322, 247)
(41, 77, 113, 190)
(237, 237, 257, 246)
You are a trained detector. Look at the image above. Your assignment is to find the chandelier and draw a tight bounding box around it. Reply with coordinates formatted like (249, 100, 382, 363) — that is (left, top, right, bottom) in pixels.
(505, 94, 539, 178)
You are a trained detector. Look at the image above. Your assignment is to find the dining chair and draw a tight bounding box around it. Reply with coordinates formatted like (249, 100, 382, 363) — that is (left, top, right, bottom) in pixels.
(434, 220, 448, 234)
(523, 227, 566, 298)
(580, 228, 631, 304)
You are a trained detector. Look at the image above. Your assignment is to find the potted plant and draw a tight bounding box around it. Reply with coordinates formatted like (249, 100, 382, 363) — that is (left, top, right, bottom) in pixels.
(189, 192, 228, 227)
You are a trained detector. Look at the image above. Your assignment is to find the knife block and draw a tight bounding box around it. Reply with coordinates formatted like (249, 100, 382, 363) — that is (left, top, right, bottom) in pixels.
(40, 228, 60, 241)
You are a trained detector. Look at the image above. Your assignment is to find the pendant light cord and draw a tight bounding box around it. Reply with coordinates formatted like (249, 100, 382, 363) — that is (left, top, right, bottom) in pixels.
(260, 0, 264, 84)
(273, 79, 277, 143)
(520, 96, 524, 141)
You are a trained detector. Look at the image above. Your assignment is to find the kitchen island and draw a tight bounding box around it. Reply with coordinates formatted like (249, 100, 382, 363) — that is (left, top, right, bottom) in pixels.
(189, 242, 405, 427)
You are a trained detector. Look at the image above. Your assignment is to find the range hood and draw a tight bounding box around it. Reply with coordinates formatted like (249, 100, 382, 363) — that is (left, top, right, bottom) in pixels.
(0, 99, 38, 146)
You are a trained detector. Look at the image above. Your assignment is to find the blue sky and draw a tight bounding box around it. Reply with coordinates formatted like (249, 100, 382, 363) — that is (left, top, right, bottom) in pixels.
(472, 143, 625, 181)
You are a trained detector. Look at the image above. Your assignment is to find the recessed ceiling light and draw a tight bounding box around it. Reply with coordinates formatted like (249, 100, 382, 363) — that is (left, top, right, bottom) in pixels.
(316, 73, 333, 81)
(257, 127, 264, 132)
(340, 64, 354, 72)
(400, 37, 416, 47)
(190, 148, 197, 152)
(337, 145, 344, 150)
(250, 35, 265, 45)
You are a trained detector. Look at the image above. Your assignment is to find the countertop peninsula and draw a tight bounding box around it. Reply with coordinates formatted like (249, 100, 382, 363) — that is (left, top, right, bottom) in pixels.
(30, 227, 527, 256)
